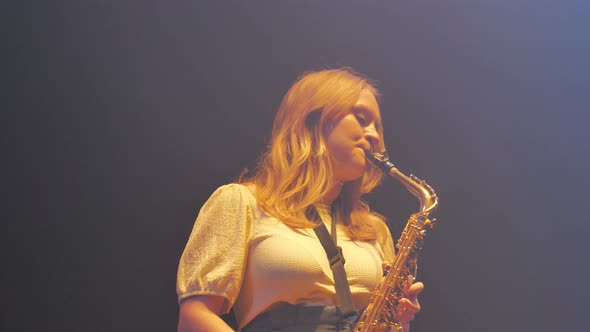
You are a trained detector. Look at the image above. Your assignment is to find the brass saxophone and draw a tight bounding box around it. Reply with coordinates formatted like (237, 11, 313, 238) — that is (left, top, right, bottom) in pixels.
(354, 151, 439, 332)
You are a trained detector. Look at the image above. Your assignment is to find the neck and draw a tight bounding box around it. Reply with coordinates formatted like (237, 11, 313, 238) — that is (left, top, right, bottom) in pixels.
(318, 181, 343, 206)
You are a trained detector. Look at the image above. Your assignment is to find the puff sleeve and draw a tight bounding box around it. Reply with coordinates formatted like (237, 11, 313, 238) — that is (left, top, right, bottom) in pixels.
(176, 184, 253, 314)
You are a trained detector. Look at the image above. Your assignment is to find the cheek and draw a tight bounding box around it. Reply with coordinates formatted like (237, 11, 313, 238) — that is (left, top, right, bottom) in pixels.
(326, 132, 352, 159)
(341, 115, 364, 137)
(324, 115, 365, 160)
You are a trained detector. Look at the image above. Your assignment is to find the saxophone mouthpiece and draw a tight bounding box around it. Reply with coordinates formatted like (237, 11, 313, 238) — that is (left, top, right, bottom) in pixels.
(365, 150, 396, 173)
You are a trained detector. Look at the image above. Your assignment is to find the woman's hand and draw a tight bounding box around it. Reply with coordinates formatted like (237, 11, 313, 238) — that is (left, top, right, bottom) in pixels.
(395, 282, 424, 332)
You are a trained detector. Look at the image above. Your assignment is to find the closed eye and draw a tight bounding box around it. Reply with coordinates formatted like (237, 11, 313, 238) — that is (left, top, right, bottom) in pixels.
(354, 112, 368, 126)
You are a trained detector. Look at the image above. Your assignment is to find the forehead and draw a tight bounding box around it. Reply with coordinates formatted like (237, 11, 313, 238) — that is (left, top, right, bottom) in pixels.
(352, 89, 381, 120)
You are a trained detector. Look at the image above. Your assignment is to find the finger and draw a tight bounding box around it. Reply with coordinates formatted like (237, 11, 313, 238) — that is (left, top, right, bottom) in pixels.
(397, 310, 415, 322)
(399, 298, 421, 314)
(404, 282, 424, 297)
(402, 321, 410, 332)
(394, 306, 415, 326)
(403, 282, 424, 313)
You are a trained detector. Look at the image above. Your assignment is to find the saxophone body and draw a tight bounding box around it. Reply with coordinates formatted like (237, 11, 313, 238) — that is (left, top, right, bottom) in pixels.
(354, 152, 439, 332)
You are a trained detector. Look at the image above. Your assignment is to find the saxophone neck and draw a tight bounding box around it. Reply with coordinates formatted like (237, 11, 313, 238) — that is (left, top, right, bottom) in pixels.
(389, 167, 438, 214)
(366, 151, 439, 215)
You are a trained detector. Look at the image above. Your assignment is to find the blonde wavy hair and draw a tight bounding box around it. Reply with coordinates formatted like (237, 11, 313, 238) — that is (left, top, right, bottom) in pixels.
(246, 68, 386, 241)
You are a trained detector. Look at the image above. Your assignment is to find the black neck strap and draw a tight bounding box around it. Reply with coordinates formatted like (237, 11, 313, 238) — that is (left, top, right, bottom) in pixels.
(306, 206, 358, 319)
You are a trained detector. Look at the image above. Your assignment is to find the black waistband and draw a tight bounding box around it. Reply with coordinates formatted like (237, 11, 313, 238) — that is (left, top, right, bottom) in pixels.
(242, 305, 355, 332)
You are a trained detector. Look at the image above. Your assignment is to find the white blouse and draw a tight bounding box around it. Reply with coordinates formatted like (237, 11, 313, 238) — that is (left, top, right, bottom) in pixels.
(176, 183, 395, 330)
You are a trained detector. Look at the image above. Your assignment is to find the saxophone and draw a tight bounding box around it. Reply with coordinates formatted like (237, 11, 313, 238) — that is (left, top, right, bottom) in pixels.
(354, 151, 439, 332)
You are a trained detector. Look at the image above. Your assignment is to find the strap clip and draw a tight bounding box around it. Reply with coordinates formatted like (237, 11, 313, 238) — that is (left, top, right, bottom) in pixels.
(329, 246, 346, 267)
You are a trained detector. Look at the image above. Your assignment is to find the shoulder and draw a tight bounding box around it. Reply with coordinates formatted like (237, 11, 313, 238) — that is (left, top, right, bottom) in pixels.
(371, 217, 396, 263)
(206, 183, 257, 205)
(196, 183, 259, 221)
(370, 217, 389, 244)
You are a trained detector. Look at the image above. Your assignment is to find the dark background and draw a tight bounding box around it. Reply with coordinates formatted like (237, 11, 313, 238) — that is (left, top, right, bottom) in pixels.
(6, 1, 590, 331)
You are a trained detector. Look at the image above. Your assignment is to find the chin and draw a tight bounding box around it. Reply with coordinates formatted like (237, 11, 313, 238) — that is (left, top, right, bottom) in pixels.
(345, 167, 366, 182)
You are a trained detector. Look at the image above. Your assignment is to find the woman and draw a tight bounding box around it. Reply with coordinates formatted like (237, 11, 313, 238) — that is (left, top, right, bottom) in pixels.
(177, 68, 424, 331)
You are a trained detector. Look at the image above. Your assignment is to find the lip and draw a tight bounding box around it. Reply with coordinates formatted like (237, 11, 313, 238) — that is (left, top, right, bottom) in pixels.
(357, 142, 371, 152)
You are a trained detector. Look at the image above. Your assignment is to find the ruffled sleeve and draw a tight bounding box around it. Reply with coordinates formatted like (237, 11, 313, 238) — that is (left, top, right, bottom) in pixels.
(176, 183, 254, 314)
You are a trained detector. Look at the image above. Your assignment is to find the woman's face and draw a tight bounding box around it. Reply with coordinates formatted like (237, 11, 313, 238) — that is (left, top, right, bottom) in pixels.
(325, 89, 382, 183)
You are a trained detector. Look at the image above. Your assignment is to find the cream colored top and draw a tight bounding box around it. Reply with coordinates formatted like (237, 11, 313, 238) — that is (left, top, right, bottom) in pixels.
(176, 183, 396, 330)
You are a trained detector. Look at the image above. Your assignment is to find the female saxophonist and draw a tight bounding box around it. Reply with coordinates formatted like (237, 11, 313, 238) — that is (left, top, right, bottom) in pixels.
(176, 68, 424, 331)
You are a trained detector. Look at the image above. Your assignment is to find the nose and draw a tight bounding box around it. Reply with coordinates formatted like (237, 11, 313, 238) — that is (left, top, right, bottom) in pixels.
(364, 123, 380, 147)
